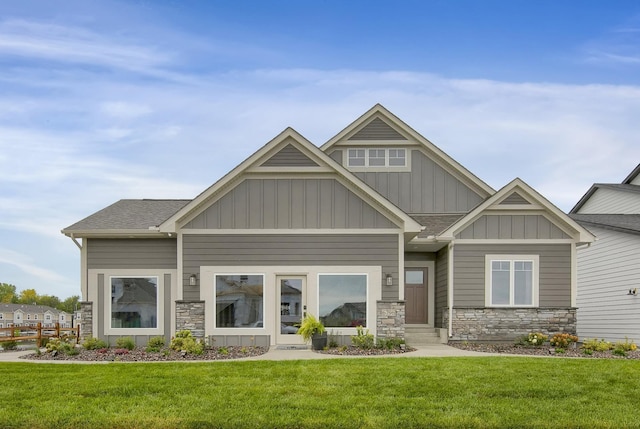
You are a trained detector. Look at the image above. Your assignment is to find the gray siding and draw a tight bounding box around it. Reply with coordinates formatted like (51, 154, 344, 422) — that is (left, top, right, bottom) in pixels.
(329, 150, 342, 164)
(457, 215, 571, 240)
(261, 144, 318, 167)
(354, 150, 484, 214)
(435, 247, 449, 328)
(87, 239, 177, 269)
(349, 118, 406, 140)
(182, 234, 399, 301)
(578, 188, 640, 214)
(453, 244, 572, 307)
(576, 226, 640, 342)
(184, 178, 397, 230)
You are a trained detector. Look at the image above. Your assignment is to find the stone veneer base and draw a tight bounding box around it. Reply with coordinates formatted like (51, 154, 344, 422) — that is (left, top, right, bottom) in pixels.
(443, 307, 577, 341)
(376, 300, 405, 339)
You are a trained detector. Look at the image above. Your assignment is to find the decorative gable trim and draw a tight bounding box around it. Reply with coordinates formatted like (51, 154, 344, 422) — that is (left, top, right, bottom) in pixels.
(321, 104, 494, 198)
(159, 127, 423, 235)
(260, 143, 319, 167)
(438, 178, 595, 244)
(348, 117, 407, 141)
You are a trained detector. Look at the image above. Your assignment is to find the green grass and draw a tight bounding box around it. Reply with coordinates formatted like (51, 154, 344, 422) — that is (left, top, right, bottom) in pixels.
(1, 357, 640, 428)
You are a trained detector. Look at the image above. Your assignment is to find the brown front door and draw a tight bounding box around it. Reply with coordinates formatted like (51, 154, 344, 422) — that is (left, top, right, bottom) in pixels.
(405, 268, 427, 324)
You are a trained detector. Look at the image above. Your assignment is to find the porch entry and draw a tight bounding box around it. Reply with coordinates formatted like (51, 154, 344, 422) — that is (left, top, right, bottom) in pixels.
(276, 275, 306, 344)
(404, 268, 428, 324)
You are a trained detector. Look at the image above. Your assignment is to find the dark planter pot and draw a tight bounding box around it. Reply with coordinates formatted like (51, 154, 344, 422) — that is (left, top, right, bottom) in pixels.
(311, 333, 327, 350)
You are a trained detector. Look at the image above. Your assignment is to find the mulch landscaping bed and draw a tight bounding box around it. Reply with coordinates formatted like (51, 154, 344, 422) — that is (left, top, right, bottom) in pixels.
(318, 346, 415, 356)
(450, 342, 640, 359)
(19, 346, 268, 362)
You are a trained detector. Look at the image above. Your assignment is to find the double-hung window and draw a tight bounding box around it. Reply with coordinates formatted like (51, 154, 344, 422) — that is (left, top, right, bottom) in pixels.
(486, 255, 539, 307)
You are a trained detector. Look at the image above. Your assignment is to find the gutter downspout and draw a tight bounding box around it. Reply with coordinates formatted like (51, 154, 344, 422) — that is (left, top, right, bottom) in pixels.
(448, 241, 454, 338)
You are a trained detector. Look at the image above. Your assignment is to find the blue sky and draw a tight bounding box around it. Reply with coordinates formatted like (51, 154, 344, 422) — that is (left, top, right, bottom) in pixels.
(1, 0, 640, 299)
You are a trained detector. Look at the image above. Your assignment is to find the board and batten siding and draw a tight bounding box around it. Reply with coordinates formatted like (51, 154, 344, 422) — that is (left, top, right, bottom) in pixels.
(86, 238, 178, 269)
(577, 188, 640, 214)
(576, 226, 640, 342)
(453, 244, 572, 307)
(184, 178, 396, 230)
(327, 149, 484, 214)
(456, 215, 570, 240)
(182, 234, 399, 301)
(435, 247, 449, 328)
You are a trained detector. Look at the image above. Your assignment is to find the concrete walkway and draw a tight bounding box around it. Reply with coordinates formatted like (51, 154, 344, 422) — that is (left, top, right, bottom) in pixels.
(0, 344, 499, 363)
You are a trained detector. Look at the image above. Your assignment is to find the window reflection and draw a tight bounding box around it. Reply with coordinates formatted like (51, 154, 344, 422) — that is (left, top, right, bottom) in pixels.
(319, 274, 367, 327)
(216, 275, 264, 328)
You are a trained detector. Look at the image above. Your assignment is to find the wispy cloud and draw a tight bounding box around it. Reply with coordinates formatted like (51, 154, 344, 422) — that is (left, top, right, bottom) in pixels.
(0, 248, 68, 284)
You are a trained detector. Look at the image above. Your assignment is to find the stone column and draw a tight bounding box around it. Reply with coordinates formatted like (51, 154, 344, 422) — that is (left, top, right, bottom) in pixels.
(78, 301, 93, 341)
(376, 300, 405, 339)
(175, 300, 205, 339)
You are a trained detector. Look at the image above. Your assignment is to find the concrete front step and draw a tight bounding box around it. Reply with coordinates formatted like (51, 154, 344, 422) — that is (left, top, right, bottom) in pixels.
(404, 325, 443, 346)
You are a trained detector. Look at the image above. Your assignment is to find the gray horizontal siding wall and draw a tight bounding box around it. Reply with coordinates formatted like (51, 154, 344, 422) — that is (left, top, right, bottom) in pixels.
(578, 188, 640, 214)
(330, 150, 484, 214)
(456, 215, 570, 240)
(184, 178, 396, 230)
(576, 226, 640, 342)
(453, 244, 572, 307)
(87, 239, 178, 269)
(435, 247, 449, 328)
(182, 234, 399, 301)
(261, 143, 318, 167)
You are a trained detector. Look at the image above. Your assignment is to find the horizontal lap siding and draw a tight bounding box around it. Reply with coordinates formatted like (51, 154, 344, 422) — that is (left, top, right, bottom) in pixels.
(183, 234, 399, 300)
(453, 244, 571, 307)
(578, 188, 640, 214)
(435, 247, 448, 328)
(576, 227, 640, 341)
(87, 239, 177, 269)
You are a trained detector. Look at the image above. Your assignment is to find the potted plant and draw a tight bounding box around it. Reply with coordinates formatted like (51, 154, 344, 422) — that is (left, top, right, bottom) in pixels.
(297, 314, 326, 350)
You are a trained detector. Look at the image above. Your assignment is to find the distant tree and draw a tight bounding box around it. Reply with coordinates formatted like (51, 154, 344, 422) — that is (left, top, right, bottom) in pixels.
(59, 295, 80, 313)
(17, 288, 38, 305)
(38, 294, 61, 309)
(0, 283, 17, 303)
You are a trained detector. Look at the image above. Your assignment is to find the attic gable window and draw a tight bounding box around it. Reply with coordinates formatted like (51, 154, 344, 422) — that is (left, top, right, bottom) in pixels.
(346, 148, 407, 168)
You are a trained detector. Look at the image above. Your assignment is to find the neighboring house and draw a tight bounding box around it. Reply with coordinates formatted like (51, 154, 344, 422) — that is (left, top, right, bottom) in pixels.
(62, 104, 593, 347)
(570, 164, 640, 342)
(0, 303, 71, 331)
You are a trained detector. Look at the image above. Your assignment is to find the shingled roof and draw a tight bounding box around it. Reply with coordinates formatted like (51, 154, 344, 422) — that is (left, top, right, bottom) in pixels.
(570, 214, 640, 235)
(410, 214, 465, 238)
(63, 199, 191, 233)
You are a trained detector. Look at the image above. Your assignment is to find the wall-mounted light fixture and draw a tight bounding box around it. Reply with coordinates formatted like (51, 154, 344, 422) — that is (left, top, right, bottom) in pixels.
(628, 288, 637, 296)
(189, 274, 197, 286)
(386, 274, 393, 286)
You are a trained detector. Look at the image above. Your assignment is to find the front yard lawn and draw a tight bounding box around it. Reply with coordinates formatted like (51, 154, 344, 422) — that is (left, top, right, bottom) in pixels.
(1, 357, 639, 428)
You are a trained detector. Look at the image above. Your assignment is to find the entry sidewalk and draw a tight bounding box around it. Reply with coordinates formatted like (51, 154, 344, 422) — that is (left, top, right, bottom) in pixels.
(0, 344, 497, 363)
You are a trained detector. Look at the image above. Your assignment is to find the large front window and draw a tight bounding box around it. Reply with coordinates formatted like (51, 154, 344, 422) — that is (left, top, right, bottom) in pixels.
(486, 256, 538, 307)
(111, 277, 158, 329)
(319, 274, 367, 327)
(215, 274, 264, 328)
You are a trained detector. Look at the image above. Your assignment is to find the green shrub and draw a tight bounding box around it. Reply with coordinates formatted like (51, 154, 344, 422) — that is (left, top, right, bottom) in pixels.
(614, 337, 637, 352)
(550, 333, 579, 348)
(581, 338, 613, 352)
(45, 338, 75, 355)
(613, 348, 626, 357)
(146, 336, 166, 352)
(115, 337, 136, 351)
(521, 332, 548, 347)
(376, 337, 405, 350)
(351, 326, 374, 350)
(327, 330, 340, 348)
(170, 330, 204, 355)
(83, 336, 108, 350)
(2, 340, 19, 351)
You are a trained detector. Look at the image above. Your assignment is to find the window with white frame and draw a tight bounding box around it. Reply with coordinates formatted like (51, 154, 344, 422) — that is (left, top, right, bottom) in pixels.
(27, 314, 31, 320)
(111, 276, 158, 329)
(0, 313, 3, 320)
(34, 314, 38, 320)
(486, 255, 538, 307)
(347, 149, 366, 166)
(347, 148, 407, 168)
(318, 274, 367, 327)
(45, 314, 51, 322)
(215, 274, 264, 328)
